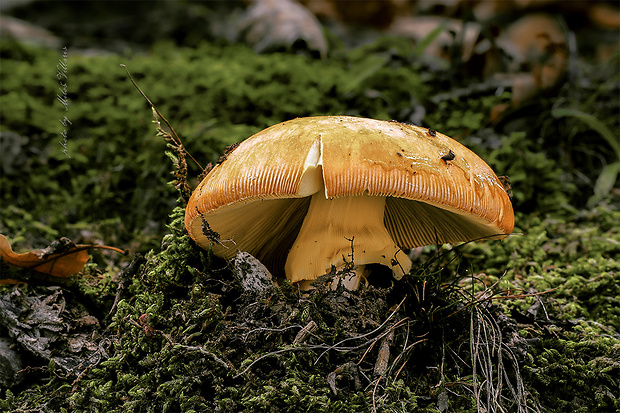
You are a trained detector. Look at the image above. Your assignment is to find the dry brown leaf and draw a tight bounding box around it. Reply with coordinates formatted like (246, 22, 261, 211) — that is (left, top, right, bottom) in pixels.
(589, 2, 620, 30)
(239, 0, 327, 58)
(0, 278, 26, 286)
(389, 16, 481, 62)
(0, 234, 125, 278)
(485, 14, 567, 108)
(496, 13, 565, 70)
(301, 0, 407, 28)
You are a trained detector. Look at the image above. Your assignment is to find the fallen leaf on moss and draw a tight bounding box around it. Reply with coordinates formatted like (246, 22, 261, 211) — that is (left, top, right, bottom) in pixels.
(239, 0, 327, 57)
(588, 2, 620, 30)
(389, 16, 481, 62)
(0, 234, 126, 279)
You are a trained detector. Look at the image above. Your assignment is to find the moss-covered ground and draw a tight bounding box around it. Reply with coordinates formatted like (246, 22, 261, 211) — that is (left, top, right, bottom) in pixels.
(1, 2, 619, 412)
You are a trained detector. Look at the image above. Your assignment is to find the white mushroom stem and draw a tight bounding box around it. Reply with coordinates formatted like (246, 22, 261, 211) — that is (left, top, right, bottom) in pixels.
(285, 190, 412, 289)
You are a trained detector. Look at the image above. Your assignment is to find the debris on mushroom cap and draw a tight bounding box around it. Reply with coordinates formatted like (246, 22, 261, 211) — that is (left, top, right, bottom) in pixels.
(441, 149, 456, 163)
(185, 116, 514, 286)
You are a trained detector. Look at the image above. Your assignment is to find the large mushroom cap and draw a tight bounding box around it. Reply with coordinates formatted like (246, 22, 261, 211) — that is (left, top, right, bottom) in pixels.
(185, 116, 514, 283)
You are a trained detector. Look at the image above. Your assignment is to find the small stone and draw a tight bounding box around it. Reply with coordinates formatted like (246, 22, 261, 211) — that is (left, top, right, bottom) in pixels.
(232, 252, 276, 299)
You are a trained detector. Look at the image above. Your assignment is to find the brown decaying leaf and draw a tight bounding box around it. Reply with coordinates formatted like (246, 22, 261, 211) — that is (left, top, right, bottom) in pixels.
(0, 234, 126, 279)
(239, 0, 327, 58)
(388, 16, 481, 62)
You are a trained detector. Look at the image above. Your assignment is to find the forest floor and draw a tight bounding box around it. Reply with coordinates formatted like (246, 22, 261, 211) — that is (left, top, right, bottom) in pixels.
(1, 1, 619, 412)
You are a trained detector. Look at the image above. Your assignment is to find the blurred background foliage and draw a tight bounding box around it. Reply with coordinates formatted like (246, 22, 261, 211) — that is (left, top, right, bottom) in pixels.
(1, 0, 617, 252)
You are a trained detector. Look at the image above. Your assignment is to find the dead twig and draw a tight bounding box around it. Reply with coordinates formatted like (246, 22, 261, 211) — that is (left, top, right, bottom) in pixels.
(314, 296, 407, 364)
(123, 315, 231, 370)
(120, 64, 201, 201)
(106, 253, 145, 322)
(373, 329, 394, 377)
(293, 320, 318, 345)
(327, 361, 360, 395)
(241, 324, 303, 342)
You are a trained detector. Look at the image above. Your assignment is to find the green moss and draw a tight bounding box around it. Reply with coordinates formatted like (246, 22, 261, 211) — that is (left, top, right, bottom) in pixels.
(1, 38, 431, 254)
(3, 21, 619, 413)
(523, 333, 620, 412)
(458, 199, 620, 332)
(424, 92, 512, 138)
(1, 203, 528, 412)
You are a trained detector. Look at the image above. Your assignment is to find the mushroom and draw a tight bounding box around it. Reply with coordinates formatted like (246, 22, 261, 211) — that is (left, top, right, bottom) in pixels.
(185, 116, 514, 289)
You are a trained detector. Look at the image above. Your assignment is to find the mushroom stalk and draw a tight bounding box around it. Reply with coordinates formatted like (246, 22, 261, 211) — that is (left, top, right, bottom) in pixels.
(285, 189, 412, 287)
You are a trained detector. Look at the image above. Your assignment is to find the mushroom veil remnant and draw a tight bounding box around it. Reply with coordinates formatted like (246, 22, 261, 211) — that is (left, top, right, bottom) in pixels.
(185, 116, 514, 289)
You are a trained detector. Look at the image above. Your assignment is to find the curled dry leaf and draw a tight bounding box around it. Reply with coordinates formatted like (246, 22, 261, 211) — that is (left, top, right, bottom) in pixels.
(0, 15, 62, 49)
(484, 13, 567, 118)
(495, 14, 567, 102)
(389, 16, 481, 62)
(239, 0, 327, 58)
(589, 2, 620, 30)
(0, 234, 126, 279)
(320, 0, 405, 29)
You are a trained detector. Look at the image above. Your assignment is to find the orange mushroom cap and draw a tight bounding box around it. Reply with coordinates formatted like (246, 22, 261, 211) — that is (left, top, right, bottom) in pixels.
(185, 116, 514, 283)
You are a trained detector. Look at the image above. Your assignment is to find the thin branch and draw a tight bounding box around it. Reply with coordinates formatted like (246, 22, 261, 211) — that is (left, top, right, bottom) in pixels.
(314, 296, 407, 364)
(120, 64, 203, 172)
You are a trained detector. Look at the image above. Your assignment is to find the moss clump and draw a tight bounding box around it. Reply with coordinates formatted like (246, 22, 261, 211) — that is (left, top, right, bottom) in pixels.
(523, 329, 620, 412)
(1, 205, 536, 412)
(458, 196, 620, 331)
